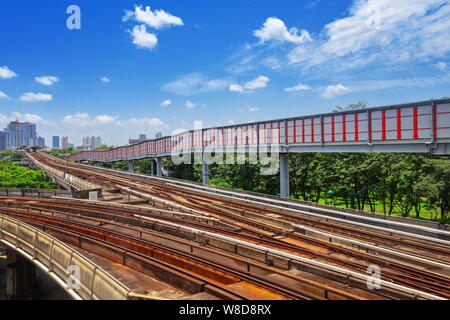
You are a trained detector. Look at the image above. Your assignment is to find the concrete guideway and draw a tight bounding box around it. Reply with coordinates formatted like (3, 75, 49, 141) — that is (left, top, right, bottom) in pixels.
(0, 214, 132, 300)
(18, 152, 450, 300)
(1, 197, 448, 300)
(58, 155, 450, 242)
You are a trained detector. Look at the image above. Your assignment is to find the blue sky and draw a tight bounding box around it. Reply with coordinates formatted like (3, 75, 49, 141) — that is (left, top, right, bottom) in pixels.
(0, 0, 449, 146)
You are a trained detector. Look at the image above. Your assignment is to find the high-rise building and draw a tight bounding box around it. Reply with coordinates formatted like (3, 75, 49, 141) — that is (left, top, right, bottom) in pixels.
(3, 131, 15, 150)
(93, 136, 102, 149)
(0, 121, 40, 150)
(61, 136, 69, 149)
(129, 134, 147, 145)
(6, 121, 37, 148)
(0, 131, 6, 151)
(37, 136, 45, 147)
(52, 136, 60, 149)
(82, 136, 102, 150)
(30, 136, 46, 148)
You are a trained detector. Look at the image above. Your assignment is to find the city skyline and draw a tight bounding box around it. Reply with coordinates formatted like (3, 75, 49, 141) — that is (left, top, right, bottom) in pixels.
(0, 120, 45, 150)
(1, 0, 450, 146)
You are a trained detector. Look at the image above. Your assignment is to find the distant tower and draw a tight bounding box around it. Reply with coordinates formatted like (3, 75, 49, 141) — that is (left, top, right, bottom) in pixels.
(61, 136, 69, 149)
(52, 136, 60, 149)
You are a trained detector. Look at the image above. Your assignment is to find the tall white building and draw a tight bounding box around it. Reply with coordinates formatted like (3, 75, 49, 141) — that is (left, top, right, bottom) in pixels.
(61, 136, 69, 149)
(82, 136, 102, 150)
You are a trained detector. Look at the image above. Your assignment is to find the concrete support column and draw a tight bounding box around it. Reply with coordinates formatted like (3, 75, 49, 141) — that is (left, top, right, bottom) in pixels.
(280, 153, 290, 199)
(128, 161, 134, 172)
(202, 161, 210, 185)
(6, 249, 37, 299)
(156, 158, 162, 177)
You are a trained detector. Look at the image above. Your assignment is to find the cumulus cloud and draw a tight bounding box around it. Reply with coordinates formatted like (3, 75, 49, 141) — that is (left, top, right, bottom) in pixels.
(63, 113, 118, 126)
(11, 112, 53, 125)
(35, 76, 59, 86)
(249, 107, 259, 112)
(185, 101, 196, 109)
(284, 83, 311, 92)
(321, 84, 349, 99)
(125, 117, 167, 128)
(101, 76, 111, 83)
(62, 113, 167, 131)
(0, 91, 8, 99)
(130, 25, 158, 50)
(123, 5, 182, 51)
(229, 76, 269, 93)
(229, 83, 246, 93)
(162, 73, 230, 95)
(245, 76, 270, 89)
(94, 115, 117, 124)
(287, 0, 450, 71)
(161, 99, 172, 107)
(62, 113, 91, 126)
(123, 5, 183, 29)
(20, 92, 53, 102)
(0, 66, 17, 79)
(436, 62, 447, 71)
(254, 17, 312, 44)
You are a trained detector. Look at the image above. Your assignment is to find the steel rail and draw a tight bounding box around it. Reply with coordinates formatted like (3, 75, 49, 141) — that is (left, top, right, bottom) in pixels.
(0, 208, 313, 300)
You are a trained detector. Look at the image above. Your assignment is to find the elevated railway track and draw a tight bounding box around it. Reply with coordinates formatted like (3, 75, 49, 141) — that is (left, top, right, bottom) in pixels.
(1, 197, 448, 300)
(2, 151, 445, 300)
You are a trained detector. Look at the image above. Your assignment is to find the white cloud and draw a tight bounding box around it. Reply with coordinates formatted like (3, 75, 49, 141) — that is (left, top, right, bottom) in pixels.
(287, 0, 450, 71)
(436, 62, 447, 71)
(123, 5, 183, 29)
(227, 120, 236, 125)
(62, 113, 91, 126)
(185, 101, 196, 109)
(0, 91, 8, 99)
(101, 76, 111, 83)
(284, 83, 311, 92)
(130, 25, 158, 50)
(162, 73, 230, 95)
(94, 115, 117, 124)
(11, 112, 53, 125)
(229, 83, 245, 93)
(254, 17, 312, 44)
(0, 66, 17, 79)
(322, 84, 349, 99)
(263, 57, 282, 70)
(35, 76, 59, 86)
(62, 113, 118, 126)
(124, 117, 167, 128)
(20, 92, 53, 102)
(245, 76, 269, 89)
(161, 99, 172, 107)
(229, 76, 269, 93)
(249, 107, 259, 112)
(62, 113, 167, 130)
